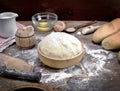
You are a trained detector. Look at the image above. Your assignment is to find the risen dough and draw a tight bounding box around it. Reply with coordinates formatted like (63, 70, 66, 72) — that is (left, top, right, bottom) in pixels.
(39, 32, 83, 59)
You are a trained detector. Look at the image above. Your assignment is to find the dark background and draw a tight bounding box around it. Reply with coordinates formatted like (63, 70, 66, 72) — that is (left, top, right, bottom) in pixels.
(0, 0, 120, 21)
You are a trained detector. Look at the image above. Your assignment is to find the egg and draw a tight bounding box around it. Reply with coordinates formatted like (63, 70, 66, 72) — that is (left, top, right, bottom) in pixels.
(53, 21, 66, 32)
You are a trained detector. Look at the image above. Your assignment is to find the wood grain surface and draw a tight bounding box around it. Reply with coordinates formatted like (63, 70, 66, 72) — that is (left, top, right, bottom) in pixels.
(1, 21, 120, 91)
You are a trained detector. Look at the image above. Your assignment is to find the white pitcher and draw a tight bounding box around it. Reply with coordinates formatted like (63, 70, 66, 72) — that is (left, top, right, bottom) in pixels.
(0, 12, 18, 38)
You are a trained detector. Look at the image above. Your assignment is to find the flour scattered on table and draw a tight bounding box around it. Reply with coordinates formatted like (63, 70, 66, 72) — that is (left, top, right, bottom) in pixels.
(5, 33, 116, 85)
(77, 31, 81, 35)
(84, 45, 115, 77)
(40, 65, 83, 83)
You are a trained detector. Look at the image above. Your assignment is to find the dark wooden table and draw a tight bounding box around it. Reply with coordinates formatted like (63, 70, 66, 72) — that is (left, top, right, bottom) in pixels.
(1, 21, 120, 91)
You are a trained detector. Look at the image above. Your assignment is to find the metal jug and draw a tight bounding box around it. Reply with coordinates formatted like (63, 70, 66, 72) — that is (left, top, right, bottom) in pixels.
(0, 12, 18, 38)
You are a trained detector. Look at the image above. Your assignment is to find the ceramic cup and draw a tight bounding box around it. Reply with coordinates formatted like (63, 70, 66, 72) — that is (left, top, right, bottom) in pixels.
(0, 12, 18, 38)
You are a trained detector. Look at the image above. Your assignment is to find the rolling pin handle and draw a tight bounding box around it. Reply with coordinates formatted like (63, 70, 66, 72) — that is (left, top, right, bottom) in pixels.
(0, 65, 41, 83)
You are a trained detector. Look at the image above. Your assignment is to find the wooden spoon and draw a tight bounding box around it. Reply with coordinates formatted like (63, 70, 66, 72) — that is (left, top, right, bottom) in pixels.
(65, 20, 97, 33)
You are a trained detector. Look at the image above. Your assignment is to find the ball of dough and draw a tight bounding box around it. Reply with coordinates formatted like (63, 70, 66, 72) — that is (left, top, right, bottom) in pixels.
(39, 32, 83, 59)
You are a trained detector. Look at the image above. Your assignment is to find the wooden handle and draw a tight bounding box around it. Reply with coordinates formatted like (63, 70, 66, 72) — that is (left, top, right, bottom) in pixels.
(75, 20, 98, 30)
(0, 66, 41, 83)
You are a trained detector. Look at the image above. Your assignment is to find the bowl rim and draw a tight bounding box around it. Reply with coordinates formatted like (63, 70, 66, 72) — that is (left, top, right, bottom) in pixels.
(32, 12, 58, 21)
(37, 42, 85, 61)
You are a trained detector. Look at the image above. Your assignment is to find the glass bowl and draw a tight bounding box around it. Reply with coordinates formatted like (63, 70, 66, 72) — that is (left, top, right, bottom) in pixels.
(32, 12, 58, 31)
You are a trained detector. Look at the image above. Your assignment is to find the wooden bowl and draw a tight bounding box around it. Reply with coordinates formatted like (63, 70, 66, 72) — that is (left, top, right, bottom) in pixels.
(37, 43, 85, 68)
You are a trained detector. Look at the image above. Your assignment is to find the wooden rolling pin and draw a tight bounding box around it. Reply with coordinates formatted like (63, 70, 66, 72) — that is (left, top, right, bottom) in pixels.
(0, 53, 33, 72)
(0, 53, 42, 82)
